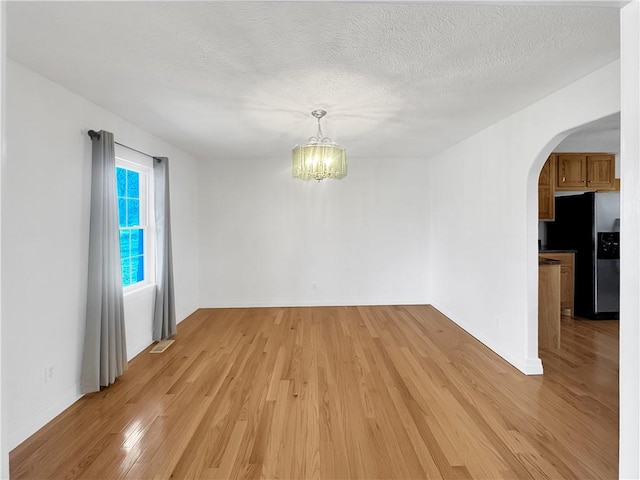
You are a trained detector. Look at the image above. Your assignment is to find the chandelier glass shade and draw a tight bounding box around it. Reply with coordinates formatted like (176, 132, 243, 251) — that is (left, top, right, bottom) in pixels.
(292, 110, 347, 181)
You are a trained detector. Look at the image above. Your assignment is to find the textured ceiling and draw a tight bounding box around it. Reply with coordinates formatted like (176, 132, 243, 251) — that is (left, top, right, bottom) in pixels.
(7, 2, 620, 160)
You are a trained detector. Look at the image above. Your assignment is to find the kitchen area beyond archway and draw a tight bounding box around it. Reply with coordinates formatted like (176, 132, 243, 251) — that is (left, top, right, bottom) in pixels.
(537, 114, 620, 342)
(536, 113, 620, 474)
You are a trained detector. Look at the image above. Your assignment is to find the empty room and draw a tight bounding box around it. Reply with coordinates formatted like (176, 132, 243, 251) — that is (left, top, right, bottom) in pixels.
(1, 1, 639, 479)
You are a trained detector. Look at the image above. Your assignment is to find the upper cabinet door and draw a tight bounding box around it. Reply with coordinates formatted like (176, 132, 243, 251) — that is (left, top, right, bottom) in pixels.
(539, 154, 554, 186)
(557, 154, 587, 188)
(538, 155, 556, 220)
(587, 154, 615, 189)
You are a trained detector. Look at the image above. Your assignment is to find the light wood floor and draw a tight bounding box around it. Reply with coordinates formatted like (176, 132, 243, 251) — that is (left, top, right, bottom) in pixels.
(10, 306, 619, 479)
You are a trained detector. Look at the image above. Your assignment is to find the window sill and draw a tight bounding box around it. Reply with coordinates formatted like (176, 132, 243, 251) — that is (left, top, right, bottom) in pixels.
(124, 282, 156, 301)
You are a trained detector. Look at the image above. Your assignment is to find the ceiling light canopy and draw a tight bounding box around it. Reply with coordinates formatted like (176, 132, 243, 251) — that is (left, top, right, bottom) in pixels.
(292, 110, 346, 181)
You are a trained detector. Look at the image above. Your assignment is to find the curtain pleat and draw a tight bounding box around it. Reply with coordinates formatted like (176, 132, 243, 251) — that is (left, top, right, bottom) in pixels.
(152, 157, 176, 341)
(81, 130, 127, 394)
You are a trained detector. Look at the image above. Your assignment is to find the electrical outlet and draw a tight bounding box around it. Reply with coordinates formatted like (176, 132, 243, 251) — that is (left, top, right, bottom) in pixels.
(45, 365, 55, 383)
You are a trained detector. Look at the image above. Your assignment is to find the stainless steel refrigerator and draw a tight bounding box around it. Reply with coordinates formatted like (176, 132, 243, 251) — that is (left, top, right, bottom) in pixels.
(546, 192, 620, 319)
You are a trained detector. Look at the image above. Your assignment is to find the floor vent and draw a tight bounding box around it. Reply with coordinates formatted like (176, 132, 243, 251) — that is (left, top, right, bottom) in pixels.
(150, 339, 175, 354)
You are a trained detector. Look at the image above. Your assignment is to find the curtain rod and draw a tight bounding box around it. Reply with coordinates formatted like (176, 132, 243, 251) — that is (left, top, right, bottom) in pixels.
(87, 130, 158, 160)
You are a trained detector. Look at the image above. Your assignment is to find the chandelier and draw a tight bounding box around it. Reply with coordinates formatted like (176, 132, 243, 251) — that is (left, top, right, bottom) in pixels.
(292, 110, 347, 181)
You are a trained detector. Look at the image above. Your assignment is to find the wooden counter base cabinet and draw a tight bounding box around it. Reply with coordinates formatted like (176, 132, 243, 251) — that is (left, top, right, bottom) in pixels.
(539, 260, 561, 350)
(540, 252, 575, 316)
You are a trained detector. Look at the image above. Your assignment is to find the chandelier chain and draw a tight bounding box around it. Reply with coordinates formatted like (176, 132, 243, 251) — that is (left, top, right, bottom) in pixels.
(310, 109, 328, 143)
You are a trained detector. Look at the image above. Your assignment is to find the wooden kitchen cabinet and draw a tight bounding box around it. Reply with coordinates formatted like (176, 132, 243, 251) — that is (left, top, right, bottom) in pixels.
(556, 154, 586, 188)
(539, 259, 561, 350)
(556, 153, 615, 191)
(539, 252, 574, 316)
(538, 155, 556, 220)
(587, 154, 616, 189)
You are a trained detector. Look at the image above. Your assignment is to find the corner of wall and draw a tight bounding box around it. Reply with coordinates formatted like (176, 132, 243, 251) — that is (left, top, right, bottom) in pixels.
(431, 303, 542, 376)
(619, 2, 640, 478)
(0, 1, 7, 476)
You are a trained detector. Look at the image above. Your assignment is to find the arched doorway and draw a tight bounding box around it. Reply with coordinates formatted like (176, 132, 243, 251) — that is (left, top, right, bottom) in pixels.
(529, 113, 621, 362)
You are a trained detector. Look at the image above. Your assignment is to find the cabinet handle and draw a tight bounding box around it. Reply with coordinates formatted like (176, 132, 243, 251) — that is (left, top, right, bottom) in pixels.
(562, 176, 566, 183)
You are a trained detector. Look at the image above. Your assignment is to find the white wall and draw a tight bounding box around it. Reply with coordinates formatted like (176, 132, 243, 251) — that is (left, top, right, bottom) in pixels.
(197, 155, 430, 307)
(428, 60, 620, 374)
(1, 60, 200, 451)
(0, 2, 6, 476)
(620, 2, 640, 478)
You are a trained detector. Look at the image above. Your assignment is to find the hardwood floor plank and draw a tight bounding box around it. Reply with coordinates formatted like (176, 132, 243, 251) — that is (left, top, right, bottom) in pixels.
(214, 420, 248, 480)
(259, 380, 290, 480)
(10, 306, 618, 479)
(318, 365, 351, 479)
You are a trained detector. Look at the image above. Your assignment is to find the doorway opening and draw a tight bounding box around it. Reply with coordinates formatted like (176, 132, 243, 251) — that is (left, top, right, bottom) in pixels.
(536, 113, 620, 352)
(534, 113, 621, 474)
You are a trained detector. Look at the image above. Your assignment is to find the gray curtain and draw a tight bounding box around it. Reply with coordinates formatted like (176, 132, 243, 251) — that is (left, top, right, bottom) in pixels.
(81, 130, 127, 394)
(153, 157, 176, 341)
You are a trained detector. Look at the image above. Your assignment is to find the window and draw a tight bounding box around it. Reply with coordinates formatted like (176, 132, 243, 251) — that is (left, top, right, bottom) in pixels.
(116, 148, 154, 291)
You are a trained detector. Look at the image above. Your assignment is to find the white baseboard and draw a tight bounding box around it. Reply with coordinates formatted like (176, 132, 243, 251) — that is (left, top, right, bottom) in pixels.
(198, 297, 430, 309)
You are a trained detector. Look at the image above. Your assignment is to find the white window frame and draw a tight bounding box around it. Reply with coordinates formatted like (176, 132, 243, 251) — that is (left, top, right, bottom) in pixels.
(115, 145, 156, 296)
